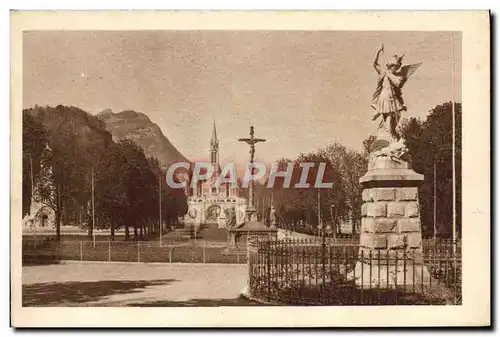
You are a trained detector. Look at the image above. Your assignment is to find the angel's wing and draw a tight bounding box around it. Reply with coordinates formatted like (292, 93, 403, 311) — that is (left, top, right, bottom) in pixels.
(398, 62, 422, 86)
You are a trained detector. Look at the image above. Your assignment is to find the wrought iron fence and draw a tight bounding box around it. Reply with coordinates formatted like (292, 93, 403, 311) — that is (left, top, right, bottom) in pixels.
(247, 237, 461, 305)
(22, 240, 248, 264)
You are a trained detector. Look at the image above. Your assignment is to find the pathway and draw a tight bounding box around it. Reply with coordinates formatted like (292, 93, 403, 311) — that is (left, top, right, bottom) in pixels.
(22, 262, 255, 307)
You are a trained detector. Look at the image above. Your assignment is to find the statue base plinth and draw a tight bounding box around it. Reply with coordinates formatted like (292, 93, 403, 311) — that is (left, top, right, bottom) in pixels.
(353, 154, 436, 291)
(361, 155, 422, 187)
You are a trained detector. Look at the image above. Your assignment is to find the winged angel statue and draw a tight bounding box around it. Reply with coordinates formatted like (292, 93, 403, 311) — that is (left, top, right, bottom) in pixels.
(371, 44, 422, 142)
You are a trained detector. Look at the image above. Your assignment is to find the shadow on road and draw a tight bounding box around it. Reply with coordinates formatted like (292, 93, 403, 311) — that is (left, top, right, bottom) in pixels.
(23, 279, 177, 306)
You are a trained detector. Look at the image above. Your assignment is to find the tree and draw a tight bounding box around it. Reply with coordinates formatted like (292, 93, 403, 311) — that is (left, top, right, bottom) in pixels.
(400, 102, 462, 238)
(266, 158, 292, 225)
(23, 105, 189, 242)
(94, 142, 130, 240)
(164, 187, 188, 225)
(36, 129, 85, 240)
(22, 112, 48, 215)
(341, 149, 366, 235)
(319, 143, 367, 235)
(268, 153, 338, 231)
(117, 139, 155, 239)
(24, 105, 113, 240)
(147, 155, 188, 235)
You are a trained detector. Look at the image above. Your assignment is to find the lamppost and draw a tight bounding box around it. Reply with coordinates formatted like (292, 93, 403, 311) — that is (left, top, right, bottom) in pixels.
(318, 188, 326, 286)
(91, 168, 96, 247)
(158, 165, 170, 247)
(159, 172, 162, 247)
(433, 159, 437, 240)
(451, 32, 457, 255)
(29, 153, 36, 245)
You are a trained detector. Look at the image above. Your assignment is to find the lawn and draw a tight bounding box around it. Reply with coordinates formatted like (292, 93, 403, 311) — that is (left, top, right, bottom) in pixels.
(23, 240, 247, 265)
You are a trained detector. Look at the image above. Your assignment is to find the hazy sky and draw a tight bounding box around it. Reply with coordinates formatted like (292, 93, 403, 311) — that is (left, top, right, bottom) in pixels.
(23, 31, 461, 165)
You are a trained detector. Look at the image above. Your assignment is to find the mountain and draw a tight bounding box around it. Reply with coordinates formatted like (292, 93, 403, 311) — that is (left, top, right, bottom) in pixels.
(25, 105, 114, 150)
(23, 105, 115, 217)
(97, 109, 189, 167)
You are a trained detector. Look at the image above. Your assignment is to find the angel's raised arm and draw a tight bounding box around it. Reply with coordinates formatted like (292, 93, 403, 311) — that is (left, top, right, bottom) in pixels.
(373, 48, 383, 74)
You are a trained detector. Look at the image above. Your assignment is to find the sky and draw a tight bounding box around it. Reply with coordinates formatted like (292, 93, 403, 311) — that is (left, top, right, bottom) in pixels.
(23, 30, 461, 165)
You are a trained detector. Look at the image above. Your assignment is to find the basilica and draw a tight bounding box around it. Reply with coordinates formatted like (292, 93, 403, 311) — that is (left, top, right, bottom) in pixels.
(184, 122, 247, 228)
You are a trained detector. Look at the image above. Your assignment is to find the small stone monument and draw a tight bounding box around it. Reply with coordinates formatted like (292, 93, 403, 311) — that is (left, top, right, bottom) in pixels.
(23, 143, 56, 232)
(218, 207, 227, 229)
(269, 205, 277, 229)
(349, 45, 430, 287)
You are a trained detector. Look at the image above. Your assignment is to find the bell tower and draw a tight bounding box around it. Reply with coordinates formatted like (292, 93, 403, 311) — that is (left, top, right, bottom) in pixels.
(210, 120, 219, 174)
(209, 120, 220, 196)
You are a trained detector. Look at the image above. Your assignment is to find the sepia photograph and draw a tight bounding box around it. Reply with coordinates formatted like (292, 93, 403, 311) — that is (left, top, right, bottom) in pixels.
(10, 10, 490, 327)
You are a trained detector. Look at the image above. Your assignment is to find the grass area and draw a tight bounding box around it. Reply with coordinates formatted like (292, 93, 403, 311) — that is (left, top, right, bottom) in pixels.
(254, 281, 460, 305)
(23, 224, 229, 243)
(23, 240, 247, 265)
(22, 224, 241, 264)
(23, 232, 175, 242)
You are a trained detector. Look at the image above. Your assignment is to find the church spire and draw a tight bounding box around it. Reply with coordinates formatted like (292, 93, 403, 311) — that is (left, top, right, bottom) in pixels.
(209, 120, 219, 172)
(210, 119, 218, 148)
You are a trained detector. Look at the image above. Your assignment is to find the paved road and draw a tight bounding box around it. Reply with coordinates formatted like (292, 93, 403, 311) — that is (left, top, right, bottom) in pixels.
(23, 262, 254, 307)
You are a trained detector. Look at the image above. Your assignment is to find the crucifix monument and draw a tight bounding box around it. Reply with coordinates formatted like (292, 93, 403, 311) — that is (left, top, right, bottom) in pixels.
(226, 125, 276, 251)
(238, 125, 266, 222)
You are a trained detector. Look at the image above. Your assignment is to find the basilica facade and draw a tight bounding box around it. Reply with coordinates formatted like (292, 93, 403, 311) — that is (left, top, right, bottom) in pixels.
(184, 122, 247, 228)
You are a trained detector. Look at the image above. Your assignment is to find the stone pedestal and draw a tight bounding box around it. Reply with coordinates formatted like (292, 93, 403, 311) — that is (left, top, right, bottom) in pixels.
(349, 155, 431, 288)
(227, 230, 238, 249)
(226, 221, 277, 253)
(245, 205, 259, 222)
(23, 199, 56, 231)
(218, 212, 227, 229)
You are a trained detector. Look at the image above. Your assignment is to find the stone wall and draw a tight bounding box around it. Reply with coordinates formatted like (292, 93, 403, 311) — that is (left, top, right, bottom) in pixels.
(360, 186, 423, 263)
(348, 152, 432, 287)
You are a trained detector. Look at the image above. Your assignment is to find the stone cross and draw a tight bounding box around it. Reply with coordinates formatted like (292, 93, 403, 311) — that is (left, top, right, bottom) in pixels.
(238, 125, 266, 221)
